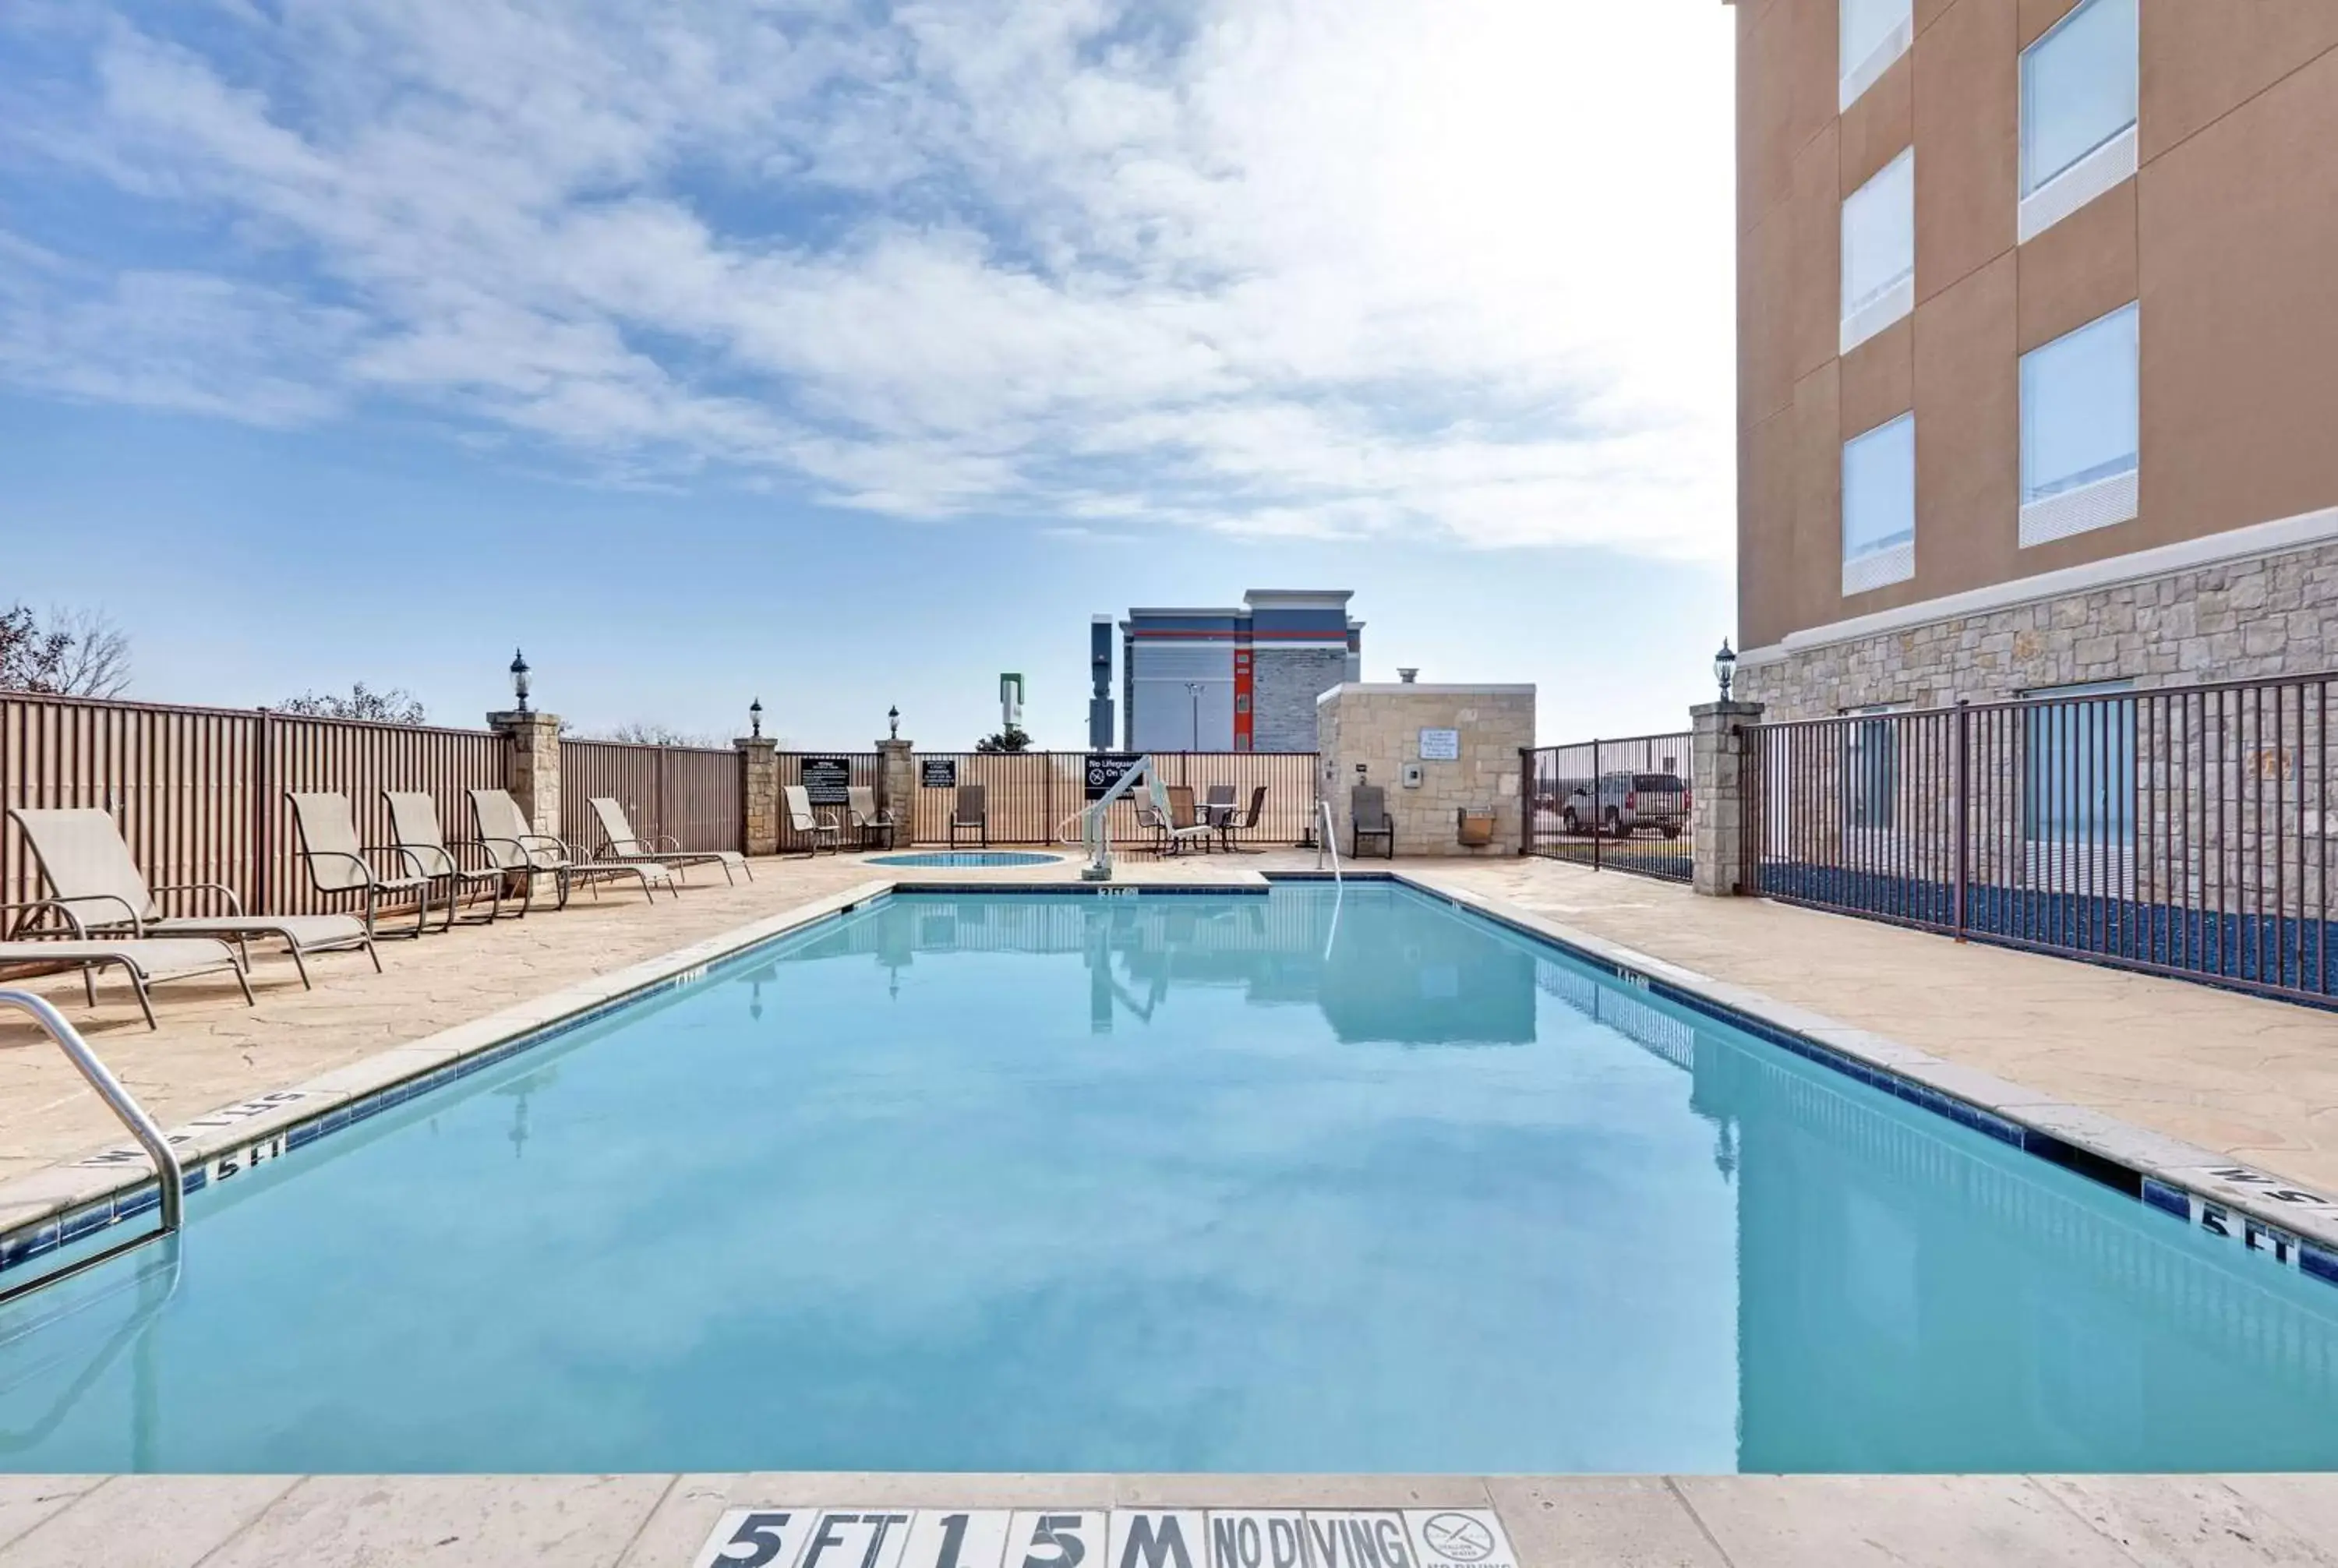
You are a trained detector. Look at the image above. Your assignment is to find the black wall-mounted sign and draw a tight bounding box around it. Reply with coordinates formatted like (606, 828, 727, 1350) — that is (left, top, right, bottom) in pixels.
(920, 758, 959, 789)
(1084, 752, 1144, 801)
(800, 756, 852, 807)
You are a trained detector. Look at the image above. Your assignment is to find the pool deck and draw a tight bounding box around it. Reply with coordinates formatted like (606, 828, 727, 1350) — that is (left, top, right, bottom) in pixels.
(2, 1470, 2337, 1566)
(4, 850, 2338, 1561)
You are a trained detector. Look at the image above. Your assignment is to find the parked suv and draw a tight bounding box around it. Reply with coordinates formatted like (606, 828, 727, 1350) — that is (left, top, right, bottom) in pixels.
(1552, 771, 1686, 839)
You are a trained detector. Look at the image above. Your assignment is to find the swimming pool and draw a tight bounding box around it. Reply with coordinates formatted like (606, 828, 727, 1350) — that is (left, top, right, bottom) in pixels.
(867, 852, 1063, 868)
(2, 882, 2333, 1473)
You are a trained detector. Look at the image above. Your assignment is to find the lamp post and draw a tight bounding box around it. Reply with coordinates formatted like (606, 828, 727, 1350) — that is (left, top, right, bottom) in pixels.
(749, 697, 763, 739)
(509, 648, 532, 715)
(888, 705, 900, 740)
(1713, 639, 1737, 703)
(1185, 682, 1203, 750)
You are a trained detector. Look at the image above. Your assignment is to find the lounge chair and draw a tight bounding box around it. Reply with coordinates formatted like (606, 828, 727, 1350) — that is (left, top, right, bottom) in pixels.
(0, 924, 252, 1029)
(783, 786, 842, 856)
(949, 786, 988, 847)
(384, 793, 508, 926)
(589, 796, 751, 885)
(287, 793, 439, 941)
(1217, 785, 1269, 852)
(1146, 776, 1216, 856)
(466, 789, 676, 905)
(846, 786, 898, 850)
(1351, 785, 1396, 859)
(9, 806, 375, 986)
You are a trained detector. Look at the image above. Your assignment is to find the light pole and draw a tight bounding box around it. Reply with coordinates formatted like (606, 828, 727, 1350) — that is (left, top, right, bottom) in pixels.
(509, 648, 532, 715)
(1713, 639, 1737, 702)
(1185, 682, 1203, 750)
(748, 697, 763, 739)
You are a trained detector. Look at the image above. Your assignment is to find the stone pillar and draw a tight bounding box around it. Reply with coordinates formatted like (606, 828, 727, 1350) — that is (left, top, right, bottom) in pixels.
(1690, 700, 1764, 896)
(487, 710, 563, 838)
(736, 736, 779, 856)
(876, 738, 917, 846)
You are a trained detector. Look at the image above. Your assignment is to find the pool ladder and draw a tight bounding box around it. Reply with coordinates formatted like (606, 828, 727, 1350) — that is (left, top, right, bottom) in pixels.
(0, 989, 185, 1308)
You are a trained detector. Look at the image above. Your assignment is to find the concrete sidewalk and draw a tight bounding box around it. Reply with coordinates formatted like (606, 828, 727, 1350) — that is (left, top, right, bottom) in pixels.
(2, 1471, 2335, 1566)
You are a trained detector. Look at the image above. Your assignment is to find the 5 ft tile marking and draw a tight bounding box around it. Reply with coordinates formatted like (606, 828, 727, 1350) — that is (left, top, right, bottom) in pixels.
(692, 1508, 1517, 1568)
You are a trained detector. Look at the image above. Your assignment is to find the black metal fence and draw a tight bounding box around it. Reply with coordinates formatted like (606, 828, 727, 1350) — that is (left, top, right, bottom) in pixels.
(1745, 673, 2338, 1004)
(1522, 731, 1694, 883)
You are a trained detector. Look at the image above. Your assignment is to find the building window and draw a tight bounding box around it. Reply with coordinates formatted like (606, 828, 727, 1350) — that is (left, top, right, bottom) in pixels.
(1841, 148, 1914, 354)
(1840, 0, 1913, 111)
(2018, 0, 2138, 242)
(1842, 703, 1907, 830)
(2022, 680, 2135, 852)
(2019, 302, 2138, 546)
(1842, 414, 1916, 596)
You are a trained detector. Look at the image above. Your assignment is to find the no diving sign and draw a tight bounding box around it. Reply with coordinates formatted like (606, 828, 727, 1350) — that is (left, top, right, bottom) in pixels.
(692, 1508, 1516, 1568)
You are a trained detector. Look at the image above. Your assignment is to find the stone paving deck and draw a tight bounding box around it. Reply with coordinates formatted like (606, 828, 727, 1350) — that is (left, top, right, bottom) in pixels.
(2, 1471, 2336, 1566)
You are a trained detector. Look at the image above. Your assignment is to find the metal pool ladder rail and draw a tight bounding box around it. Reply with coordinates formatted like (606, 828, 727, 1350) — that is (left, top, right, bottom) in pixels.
(0, 989, 185, 1307)
(1316, 799, 1341, 882)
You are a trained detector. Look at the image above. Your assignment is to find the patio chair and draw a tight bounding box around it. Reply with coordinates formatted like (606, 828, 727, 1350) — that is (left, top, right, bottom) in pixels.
(846, 786, 898, 851)
(1351, 785, 1396, 859)
(1217, 785, 1269, 853)
(384, 793, 507, 927)
(466, 789, 676, 906)
(9, 806, 375, 986)
(1146, 776, 1217, 856)
(950, 786, 988, 848)
(0, 923, 252, 1029)
(287, 793, 437, 942)
(783, 786, 842, 857)
(589, 796, 751, 885)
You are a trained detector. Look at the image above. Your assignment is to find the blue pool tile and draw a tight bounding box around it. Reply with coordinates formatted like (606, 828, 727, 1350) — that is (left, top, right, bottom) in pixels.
(58, 1204, 110, 1244)
(2142, 1179, 2191, 1221)
(2304, 1245, 2338, 1287)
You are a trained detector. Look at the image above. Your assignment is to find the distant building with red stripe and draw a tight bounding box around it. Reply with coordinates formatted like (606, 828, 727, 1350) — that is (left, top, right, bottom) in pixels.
(1106, 590, 1361, 753)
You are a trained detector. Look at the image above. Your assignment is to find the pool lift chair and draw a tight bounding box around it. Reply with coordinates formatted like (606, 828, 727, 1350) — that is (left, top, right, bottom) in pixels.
(1079, 755, 1158, 881)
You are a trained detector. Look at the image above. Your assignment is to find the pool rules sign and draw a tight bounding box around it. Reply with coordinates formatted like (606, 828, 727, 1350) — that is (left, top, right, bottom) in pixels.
(692, 1508, 1516, 1568)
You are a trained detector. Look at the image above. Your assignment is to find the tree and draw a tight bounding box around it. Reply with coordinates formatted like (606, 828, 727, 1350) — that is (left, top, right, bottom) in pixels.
(975, 724, 1033, 754)
(277, 682, 428, 724)
(0, 604, 132, 697)
(591, 721, 723, 747)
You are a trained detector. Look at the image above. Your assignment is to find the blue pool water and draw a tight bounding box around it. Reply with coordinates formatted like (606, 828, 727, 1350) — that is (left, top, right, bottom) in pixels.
(868, 852, 1064, 868)
(2, 883, 2334, 1474)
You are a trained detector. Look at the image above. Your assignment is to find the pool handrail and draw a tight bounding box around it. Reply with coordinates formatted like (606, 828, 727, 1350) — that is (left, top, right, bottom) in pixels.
(0, 988, 185, 1308)
(1316, 798, 1341, 883)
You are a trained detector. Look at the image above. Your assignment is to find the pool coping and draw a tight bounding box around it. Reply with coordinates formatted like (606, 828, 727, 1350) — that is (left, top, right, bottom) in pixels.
(2, 866, 2333, 1292)
(1391, 868, 2338, 1287)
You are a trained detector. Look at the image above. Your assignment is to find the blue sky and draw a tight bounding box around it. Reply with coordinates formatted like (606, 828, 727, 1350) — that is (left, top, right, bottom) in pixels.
(0, 1, 1735, 749)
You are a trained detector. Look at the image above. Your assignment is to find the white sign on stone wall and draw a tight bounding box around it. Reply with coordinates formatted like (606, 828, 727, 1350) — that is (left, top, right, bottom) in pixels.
(1418, 729, 1460, 761)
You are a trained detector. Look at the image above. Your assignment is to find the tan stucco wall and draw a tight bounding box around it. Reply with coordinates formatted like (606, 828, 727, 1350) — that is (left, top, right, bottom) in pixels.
(1316, 686, 1534, 858)
(1737, 0, 2338, 654)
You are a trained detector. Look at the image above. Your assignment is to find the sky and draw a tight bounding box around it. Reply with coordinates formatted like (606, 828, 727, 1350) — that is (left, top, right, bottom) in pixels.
(0, 0, 1736, 749)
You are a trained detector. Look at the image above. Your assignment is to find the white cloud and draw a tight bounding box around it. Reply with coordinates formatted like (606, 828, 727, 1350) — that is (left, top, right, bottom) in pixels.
(0, 0, 1736, 557)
